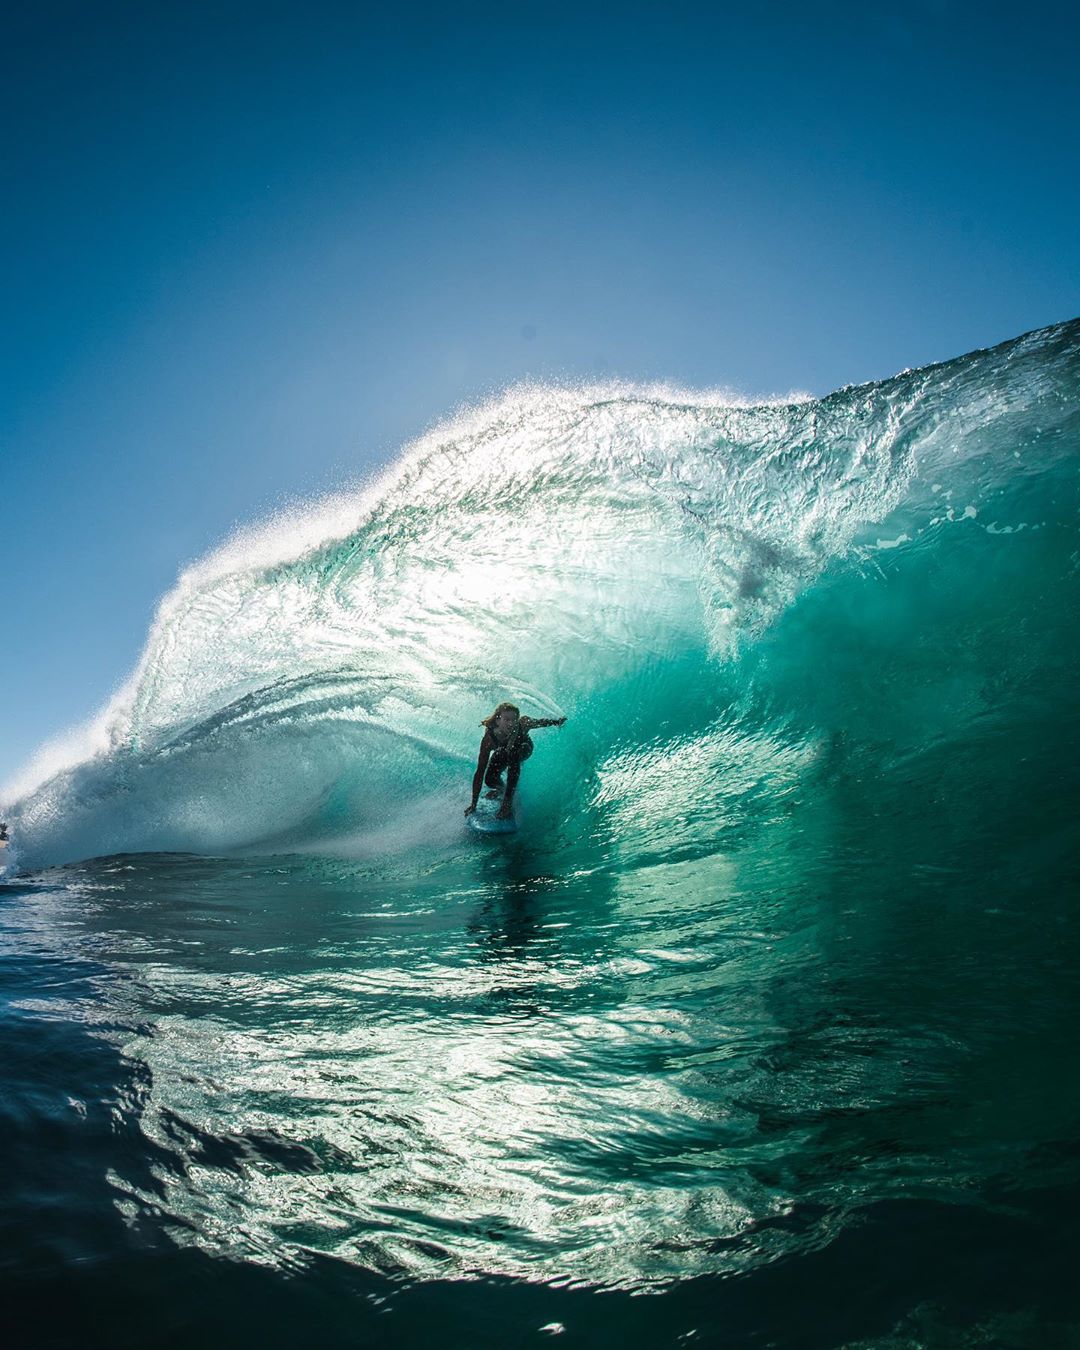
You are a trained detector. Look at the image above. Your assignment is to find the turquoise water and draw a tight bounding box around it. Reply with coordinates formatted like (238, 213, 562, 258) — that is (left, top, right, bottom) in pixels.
(3, 320, 1079, 1347)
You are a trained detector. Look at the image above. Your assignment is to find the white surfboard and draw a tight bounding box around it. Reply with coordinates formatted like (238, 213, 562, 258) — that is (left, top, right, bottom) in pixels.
(468, 794, 519, 835)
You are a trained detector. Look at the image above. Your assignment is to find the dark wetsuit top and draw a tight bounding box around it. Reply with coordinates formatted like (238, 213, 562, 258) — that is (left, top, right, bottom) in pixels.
(470, 719, 559, 808)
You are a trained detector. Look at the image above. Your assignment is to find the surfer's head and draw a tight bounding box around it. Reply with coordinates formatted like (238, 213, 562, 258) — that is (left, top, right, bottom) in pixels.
(481, 702, 520, 734)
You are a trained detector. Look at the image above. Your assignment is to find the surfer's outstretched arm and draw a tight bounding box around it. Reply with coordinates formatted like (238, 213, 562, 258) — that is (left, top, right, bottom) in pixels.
(521, 716, 566, 730)
(466, 733, 494, 815)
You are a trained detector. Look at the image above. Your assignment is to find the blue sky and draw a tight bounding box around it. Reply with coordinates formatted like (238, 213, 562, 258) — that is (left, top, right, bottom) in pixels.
(2, 0, 1077, 787)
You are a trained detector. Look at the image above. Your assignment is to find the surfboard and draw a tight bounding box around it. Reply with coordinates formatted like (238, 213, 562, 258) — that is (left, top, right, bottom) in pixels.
(468, 794, 519, 834)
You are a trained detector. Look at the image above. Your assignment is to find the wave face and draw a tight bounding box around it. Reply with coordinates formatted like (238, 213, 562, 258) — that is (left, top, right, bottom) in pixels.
(5, 320, 1079, 874)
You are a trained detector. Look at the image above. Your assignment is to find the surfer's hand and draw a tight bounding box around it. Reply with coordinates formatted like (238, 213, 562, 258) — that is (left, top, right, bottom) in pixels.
(464, 803, 476, 816)
(556, 716, 566, 726)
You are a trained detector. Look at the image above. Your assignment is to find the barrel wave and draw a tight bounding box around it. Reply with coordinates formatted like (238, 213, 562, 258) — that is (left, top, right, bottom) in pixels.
(2, 322, 1079, 1345)
(5, 320, 1078, 873)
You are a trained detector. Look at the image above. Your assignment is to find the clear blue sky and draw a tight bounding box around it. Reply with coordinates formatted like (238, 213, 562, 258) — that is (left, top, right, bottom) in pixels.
(2, 0, 1077, 787)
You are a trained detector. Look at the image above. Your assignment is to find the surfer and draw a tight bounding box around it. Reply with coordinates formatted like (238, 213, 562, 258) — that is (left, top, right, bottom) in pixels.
(0, 823, 8, 850)
(465, 703, 566, 821)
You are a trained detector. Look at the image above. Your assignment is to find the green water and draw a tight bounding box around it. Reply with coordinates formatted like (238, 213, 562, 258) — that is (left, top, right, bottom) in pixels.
(2, 320, 1079, 1346)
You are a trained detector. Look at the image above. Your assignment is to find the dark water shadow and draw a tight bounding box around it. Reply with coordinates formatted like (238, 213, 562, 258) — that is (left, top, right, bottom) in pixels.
(0, 906, 186, 1280)
(464, 828, 620, 1018)
(5, 1181, 1077, 1349)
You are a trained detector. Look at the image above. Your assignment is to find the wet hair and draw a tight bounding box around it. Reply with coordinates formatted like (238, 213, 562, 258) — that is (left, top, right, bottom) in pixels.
(480, 702, 520, 729)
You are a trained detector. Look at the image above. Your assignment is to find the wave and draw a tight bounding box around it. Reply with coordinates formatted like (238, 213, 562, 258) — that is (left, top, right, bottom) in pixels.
(4, 319, 1078, 872)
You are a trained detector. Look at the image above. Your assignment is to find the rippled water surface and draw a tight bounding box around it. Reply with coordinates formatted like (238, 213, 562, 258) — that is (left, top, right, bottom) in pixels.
(4, 806, 1078, 1348)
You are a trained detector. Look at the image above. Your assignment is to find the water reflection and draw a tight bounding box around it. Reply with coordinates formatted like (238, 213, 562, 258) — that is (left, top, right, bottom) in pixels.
(4, 795, 1078, 1300)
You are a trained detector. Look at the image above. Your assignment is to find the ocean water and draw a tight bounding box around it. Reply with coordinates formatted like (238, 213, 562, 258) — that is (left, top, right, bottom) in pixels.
(2, 320, 1078, 1348)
